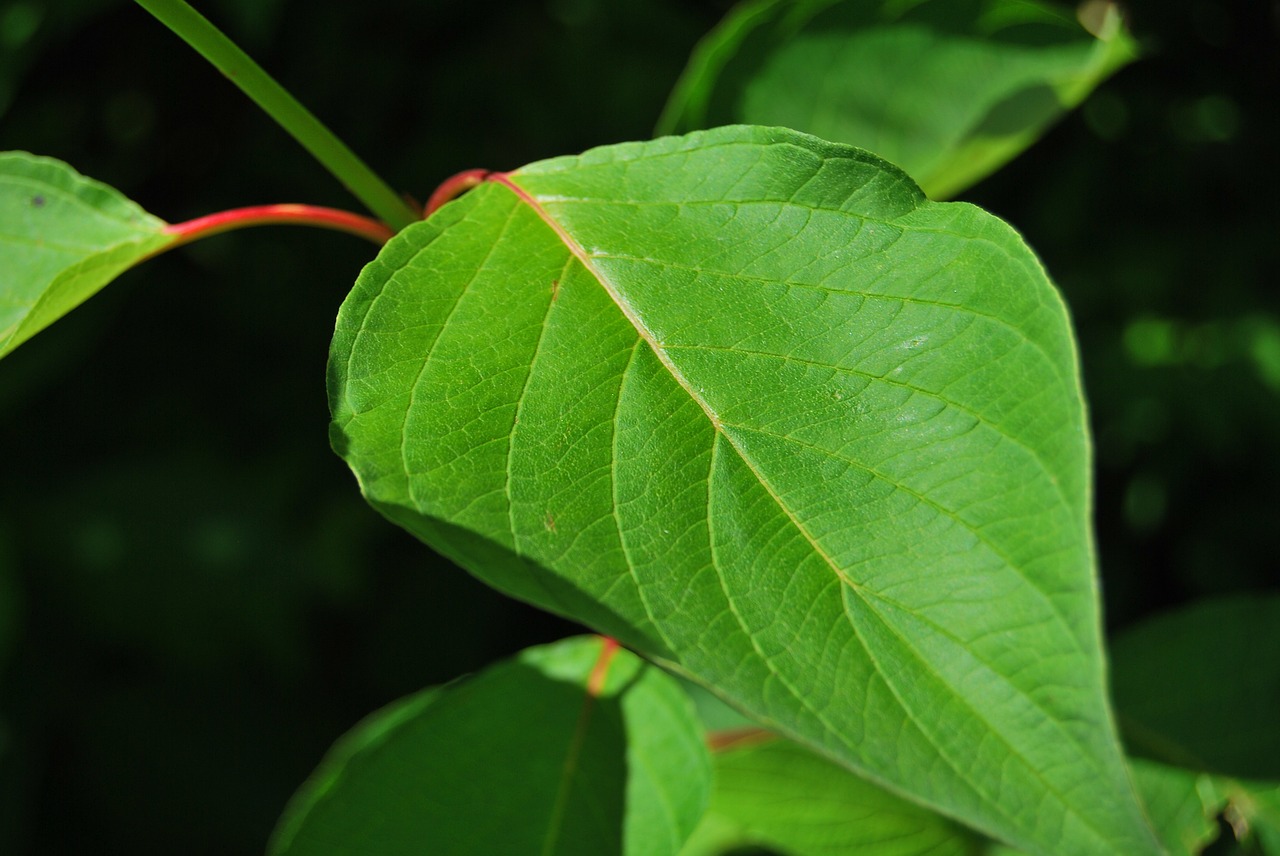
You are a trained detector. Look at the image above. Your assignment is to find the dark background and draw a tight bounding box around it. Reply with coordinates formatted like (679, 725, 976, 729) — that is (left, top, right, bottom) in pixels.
(0, 0, 1276, 852)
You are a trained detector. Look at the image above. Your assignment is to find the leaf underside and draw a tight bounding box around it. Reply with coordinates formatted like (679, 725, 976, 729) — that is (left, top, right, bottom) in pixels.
(0, 151, 173, 359)
(329, 125, 1161, 855)
(657, 0, 1138, 198)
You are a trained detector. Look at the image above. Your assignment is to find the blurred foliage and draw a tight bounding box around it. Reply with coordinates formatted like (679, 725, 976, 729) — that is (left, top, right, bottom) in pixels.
(0, 0, 1276, 853)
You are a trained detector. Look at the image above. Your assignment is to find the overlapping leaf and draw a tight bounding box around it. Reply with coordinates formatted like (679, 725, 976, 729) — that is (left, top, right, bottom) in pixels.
(0, 151, 172, 359)
(658, 0, 1137, 198)
(329, 125, 1161, 854)
(682, 735, 982, 856)
(1111, 595, 1280, 779)
(270, 636, 710, 856)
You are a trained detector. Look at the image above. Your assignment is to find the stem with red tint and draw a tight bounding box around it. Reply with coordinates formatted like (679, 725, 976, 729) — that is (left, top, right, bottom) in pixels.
(424, 169, 493, 216)
(164, 204, 395, 247)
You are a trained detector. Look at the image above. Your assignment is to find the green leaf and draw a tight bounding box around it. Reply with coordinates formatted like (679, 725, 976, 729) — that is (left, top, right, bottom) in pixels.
(0, 151, 173, 358)
(1128, 760, 1225, 856)
(681, 735, 983, 856)
(1110, 594, 1280, 779)
(329, 125, 1161, 855)
(269, 636, 710, 856)
(1239, 781, 1280, 853)
(657, 0, 1137, 198)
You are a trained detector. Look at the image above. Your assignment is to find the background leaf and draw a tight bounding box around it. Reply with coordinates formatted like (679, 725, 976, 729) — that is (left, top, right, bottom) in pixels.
(657, 0, 1137, 198)
(1127, 760, 1224, 856)
(681, 735, 982, 856)
(330, 125, 1159, 855)
(0, 151, 172, 358)
(269, 636, 710, 856)
(1110, 594, 1280, 780)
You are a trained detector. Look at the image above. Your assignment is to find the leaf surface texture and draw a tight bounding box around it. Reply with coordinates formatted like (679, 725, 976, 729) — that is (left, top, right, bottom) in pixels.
(329, 125, 1161, 855)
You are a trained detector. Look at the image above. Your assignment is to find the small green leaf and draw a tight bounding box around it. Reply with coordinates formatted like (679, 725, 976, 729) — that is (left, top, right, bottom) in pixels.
(1128, 760, 1225, 856)
(329, 125, 1161, 855)
(658, 0, 1137, 198)
(268, 636, 711, 856)
(1111, 595, 1280, 779)
(681, 735, 983, 856)
(0, 151, 173, 358)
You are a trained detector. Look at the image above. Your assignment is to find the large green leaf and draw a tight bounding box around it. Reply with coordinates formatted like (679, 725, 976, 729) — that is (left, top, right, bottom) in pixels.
(329, 125, 1161, 855)
(682, 735, 982, 856)
(657, 0, 1137, 198)
(0, 151, 173, 358)
(1111, 595, 1280, 780)
(269, 636, 710, 856)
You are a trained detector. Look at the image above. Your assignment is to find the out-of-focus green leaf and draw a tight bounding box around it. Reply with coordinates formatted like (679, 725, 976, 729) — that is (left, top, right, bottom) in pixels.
(1110, 594, 1280, 780)
(268, 636, 710, 856)
(330, 125, 1161, 855)
(658, 0, 1137, 198)
(1128, 760, 1225, 856)
(1240, 782, 1280, 853)
(681, 735, 983, 856)
(0, 151, 172, 358)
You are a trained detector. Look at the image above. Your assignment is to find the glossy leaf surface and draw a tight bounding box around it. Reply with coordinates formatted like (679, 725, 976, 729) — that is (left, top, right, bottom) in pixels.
(329, 125, 1160, 855)
(1111, 595, 1280, 779)
(681, 735, 982, 856)
(269, 636, 709, 856)
(657, 0, 1137, 198)
(0, 152, 173, 358)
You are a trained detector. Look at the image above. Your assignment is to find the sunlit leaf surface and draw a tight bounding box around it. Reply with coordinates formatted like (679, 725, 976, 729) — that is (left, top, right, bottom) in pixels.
(329, 125, 1161, 855)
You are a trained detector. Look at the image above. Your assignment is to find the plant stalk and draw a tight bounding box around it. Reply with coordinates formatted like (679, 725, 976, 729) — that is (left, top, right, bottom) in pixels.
(164, 204, 395, 246)
(133, 0, 419, 232)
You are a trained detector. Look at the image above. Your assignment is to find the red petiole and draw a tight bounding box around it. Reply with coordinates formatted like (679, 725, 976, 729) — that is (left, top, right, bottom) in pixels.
(164, 203, 396, 247)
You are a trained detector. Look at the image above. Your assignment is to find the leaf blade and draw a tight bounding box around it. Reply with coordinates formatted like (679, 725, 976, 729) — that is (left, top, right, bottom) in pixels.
(658, 0, 1138, 197)
(0, 151, 172, 358)
(269, 636, 711, 856)
(330, 125, 1161, 855)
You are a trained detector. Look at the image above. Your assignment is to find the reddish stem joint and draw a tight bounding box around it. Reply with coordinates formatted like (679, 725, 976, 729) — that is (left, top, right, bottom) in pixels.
(424, 169, 495, 217)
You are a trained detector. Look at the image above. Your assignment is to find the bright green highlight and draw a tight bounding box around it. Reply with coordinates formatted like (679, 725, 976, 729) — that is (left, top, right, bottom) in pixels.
(658, 0, 1138, 198)
(0, 151, 173, 359)
(329, 125, 1161, 855)
(269, 636, 710, 856)
(132, 0, 418, 231)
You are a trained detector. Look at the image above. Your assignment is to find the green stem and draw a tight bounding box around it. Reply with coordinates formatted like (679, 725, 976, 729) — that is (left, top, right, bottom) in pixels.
(133, 0, 419, 232)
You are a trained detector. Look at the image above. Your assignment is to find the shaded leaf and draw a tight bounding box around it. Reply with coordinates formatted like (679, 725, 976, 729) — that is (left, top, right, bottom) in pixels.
(329, 125, 1160, 855)
(681, 734, 983, 856)
(1111, 594, 1280, 780)
(269, 636, 710, 856)
(657, 0, 1137, 198)
(0, 151, 172, 358)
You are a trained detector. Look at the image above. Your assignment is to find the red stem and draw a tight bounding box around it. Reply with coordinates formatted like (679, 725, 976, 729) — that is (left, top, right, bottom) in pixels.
(164, 203, 395, 247)
(424, 169, 492, 216)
